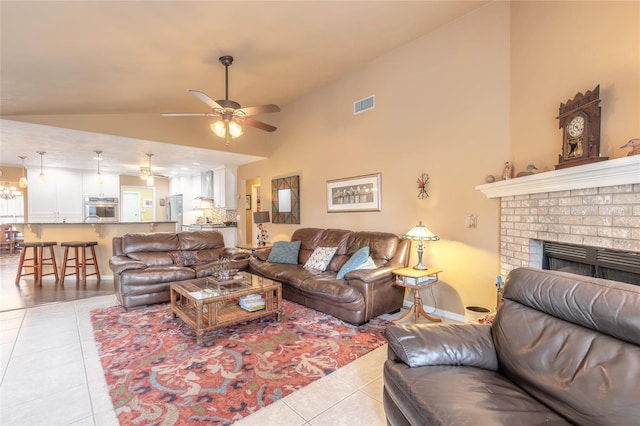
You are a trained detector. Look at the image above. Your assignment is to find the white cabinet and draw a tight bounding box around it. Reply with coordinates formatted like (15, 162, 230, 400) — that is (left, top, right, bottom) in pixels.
(218, 227, 237, 247)
(28, 168, 84, 222)
(212, 166, 237, 209)
(82, 172, 119, 197)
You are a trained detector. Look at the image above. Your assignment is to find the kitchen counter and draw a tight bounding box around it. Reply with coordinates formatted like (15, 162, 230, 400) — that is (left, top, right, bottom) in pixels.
(183, 224, 237, 229)
(13, 221, 179, 277)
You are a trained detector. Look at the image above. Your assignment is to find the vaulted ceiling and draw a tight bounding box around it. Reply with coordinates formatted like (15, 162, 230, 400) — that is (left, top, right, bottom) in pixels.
(0, 1, 488, 175)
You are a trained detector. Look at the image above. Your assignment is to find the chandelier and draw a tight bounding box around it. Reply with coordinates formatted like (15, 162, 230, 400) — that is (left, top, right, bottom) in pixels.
(139, 153, 154, 186)
(0, 182, 21, 200)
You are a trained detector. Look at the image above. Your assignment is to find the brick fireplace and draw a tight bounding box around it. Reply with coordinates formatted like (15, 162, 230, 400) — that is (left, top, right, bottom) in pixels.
(476, 156, 640, 278)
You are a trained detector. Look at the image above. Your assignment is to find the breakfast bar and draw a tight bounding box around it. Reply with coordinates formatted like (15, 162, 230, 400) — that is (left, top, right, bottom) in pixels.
(13, 221, 178, 279)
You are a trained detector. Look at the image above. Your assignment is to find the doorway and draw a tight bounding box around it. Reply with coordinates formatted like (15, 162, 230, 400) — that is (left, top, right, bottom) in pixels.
(121, 191, 141, 222)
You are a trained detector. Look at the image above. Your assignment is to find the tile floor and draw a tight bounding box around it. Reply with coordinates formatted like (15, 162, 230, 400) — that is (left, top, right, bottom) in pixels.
(0, 253, 445, 425)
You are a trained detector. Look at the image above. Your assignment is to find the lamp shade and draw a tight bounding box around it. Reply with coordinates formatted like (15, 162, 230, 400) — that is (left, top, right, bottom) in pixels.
(402, 221, 439, 242)
(253, 211, 270, 224)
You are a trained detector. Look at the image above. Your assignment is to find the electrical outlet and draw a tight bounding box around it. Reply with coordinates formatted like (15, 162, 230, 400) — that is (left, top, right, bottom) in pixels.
(465, 213, 478, 228)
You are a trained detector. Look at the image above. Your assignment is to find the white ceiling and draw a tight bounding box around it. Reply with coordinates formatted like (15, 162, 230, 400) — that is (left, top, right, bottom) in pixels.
(0, 1, 488, 175)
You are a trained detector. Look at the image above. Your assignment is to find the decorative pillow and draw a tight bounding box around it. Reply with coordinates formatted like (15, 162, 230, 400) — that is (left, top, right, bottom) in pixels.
(169, 251, 198, 267)
(304, 246, 338, 272)
(267, 241, 302, 264)
(354, 256, 378, 270)
(336, 246, 370, 279)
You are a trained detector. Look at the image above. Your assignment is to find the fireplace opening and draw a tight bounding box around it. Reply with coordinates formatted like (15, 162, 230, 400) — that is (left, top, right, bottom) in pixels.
(543, 241, 640, 285)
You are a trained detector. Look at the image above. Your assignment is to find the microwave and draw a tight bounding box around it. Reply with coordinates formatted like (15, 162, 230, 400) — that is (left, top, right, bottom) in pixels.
(84, 196, 119, 222)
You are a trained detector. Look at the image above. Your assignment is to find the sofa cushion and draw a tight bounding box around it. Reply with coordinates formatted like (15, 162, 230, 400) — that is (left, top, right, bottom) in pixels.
(123, 232, 180, 253)
(168, 251, 198, 267)
(299, 276, 364, 304)
(267, 240, 302, 264)
(494, 268, 640, 425)
(304, 246, 338, 271)
(127, 251, 175, 267)
(354, 256, 378, 270)
(383, 363, 567, 426)
(336, 246, 370, 279)
(178, 230, 225, 250)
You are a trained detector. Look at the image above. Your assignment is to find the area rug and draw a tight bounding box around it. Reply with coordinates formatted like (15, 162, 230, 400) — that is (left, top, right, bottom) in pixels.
(91, 300, 390, 425)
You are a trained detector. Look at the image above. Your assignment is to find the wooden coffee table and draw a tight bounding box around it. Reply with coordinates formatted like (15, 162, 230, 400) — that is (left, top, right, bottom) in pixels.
(170, 272, 282, 344)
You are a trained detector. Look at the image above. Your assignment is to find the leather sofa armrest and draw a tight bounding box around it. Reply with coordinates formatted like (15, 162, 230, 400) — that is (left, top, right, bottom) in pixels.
(109, 255, 148, 275)
(221, 247, 250, 261)
(344, 265, 393, 282)
(385, 323, 498, 371)
(253, 248, 272, 261)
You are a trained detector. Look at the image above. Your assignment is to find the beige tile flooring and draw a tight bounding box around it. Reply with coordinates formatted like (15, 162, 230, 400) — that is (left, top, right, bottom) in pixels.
(1, 291, 446, 426)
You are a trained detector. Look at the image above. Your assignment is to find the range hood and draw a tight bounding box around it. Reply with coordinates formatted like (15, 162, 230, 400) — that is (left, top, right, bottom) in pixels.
(196, 171, 214, 201)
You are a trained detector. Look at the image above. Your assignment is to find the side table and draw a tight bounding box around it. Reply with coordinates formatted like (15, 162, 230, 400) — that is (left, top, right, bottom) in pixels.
(392, 267, 442, 324)
(236, 242, 272, 254)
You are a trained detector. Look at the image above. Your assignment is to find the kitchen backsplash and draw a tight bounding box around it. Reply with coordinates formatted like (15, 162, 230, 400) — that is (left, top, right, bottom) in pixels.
(195, 208, 237, 224)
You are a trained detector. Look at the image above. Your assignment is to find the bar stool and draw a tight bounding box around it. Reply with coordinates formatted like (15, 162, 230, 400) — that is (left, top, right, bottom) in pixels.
(14, 241, 59, 285)
(60, 241, 101, 284)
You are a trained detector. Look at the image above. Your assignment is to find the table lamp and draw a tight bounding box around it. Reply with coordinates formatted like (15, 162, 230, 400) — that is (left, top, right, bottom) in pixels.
(402, 221, 439, 270)
(253, 211, 270, 246)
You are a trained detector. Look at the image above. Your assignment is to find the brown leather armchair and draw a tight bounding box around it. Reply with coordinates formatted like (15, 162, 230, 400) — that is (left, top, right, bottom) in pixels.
(383, 267, 640, 425)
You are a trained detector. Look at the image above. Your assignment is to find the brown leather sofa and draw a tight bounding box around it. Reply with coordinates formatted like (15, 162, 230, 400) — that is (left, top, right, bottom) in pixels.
(383, 267, 640, 425)
(110, 231, 249, 310)
(249, 227, 411, 325)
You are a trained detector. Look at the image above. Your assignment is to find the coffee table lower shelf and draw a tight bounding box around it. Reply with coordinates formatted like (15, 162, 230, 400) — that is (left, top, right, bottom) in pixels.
(170, 275, 282, 344)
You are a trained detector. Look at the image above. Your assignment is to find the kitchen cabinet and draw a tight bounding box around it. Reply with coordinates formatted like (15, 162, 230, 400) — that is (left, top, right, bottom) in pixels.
(82, 172, 119, 197)
(28, 168, 83, 222)
(212, 166, 237, 209)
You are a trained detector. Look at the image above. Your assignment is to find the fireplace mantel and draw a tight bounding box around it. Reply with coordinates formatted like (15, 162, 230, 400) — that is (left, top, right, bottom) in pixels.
(476, 156, 640, 198)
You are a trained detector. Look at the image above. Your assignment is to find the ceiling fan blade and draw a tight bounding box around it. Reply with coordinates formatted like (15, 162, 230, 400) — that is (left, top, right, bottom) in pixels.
(236, 104, 280, 116)
(240, 117, 277, 132)
(189, 90, 223, 110)
(160, 112, 216, 117)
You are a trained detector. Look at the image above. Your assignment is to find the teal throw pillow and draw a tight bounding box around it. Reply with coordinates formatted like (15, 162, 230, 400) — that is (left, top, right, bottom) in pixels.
(267, 240, 302, 264)
(336, 246, 370, 279)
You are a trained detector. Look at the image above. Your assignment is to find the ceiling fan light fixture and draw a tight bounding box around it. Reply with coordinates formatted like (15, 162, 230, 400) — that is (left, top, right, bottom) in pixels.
(210, 120, 243, 139)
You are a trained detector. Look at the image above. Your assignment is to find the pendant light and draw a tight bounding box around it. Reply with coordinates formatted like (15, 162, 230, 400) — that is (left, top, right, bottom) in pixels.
(94, 150, 104, 185)
(145, 153, 154, 186)
(37, 151, 46, 183)
(18, 156, 28, 188)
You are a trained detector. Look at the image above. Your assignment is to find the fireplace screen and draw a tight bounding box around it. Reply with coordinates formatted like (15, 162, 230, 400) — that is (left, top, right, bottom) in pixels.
(543, 241, 640, 285)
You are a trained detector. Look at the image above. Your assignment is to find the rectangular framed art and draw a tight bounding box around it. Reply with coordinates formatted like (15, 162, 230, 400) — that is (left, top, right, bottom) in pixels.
(326, 173, 381, 212)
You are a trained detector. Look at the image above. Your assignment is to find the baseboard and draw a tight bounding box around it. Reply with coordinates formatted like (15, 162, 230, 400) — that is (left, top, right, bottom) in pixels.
(402, 300, 466, 323)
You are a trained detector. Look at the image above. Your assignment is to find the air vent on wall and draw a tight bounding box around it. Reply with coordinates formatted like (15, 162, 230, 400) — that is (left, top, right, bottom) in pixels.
(354, 95, 375, 115)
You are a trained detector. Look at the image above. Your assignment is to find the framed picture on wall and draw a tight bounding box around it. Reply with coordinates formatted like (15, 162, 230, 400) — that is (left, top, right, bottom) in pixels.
(326, 173, 381, 212)
(143, 198, 153, 208)
(245, 195, 251, 210)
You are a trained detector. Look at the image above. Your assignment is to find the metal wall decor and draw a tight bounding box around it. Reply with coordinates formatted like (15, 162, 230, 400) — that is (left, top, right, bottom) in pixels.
(417, 173, 430, 199)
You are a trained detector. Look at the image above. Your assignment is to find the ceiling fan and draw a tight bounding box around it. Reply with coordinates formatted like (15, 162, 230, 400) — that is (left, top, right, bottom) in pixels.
(162, 55, 280, 146)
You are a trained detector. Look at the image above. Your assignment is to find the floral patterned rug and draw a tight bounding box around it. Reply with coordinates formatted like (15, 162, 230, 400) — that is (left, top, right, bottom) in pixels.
(91, 300, 390, 425)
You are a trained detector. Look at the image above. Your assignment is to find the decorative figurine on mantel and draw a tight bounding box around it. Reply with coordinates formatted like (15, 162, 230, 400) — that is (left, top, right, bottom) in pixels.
(501, 162, 513, 180)
(620, 138, 640, 156)
(516, 164, 538, 177)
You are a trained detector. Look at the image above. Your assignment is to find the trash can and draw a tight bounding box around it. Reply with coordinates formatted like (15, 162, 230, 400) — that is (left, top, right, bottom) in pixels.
(465, 305, 492, 323)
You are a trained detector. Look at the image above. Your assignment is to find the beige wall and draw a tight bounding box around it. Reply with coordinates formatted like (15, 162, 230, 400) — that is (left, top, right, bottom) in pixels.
(510, 1, 640, 170)
(239, 2, 511, 314)
(238, 1, 640, 316)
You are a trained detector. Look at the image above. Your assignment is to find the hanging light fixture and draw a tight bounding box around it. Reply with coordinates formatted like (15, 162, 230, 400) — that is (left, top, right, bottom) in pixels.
(37, 151, 46, 183)
(18, 156, 28, 188)
(94, 150, 104, 185)
(0, 182, 21, 199)
(145, 153, 154, 186)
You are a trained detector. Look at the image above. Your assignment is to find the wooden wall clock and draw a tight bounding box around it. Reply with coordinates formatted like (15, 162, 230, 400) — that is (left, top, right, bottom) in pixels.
(556, 85, 608, 169)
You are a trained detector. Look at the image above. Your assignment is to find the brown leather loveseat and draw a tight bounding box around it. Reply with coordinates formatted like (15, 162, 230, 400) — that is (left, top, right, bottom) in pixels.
(383, 267, 640, 425)
(110, 231, 249, 310)
(249, 227, 411, 325)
